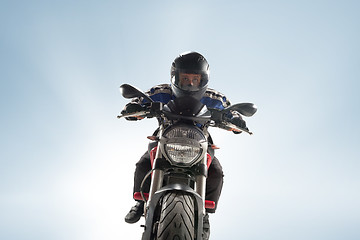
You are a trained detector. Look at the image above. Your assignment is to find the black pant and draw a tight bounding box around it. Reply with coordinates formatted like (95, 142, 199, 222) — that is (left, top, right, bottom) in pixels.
(132, 150, 224, 213)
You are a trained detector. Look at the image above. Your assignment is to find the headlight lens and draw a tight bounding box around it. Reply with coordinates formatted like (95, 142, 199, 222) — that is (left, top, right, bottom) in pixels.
(165, 143, 201, 164)
(162, 126, 206, 165)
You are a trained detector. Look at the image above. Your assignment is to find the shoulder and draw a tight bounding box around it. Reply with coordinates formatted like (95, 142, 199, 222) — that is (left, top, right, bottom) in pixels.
(203, 88, 231, 108)
(146, 84, 172, 96)
(144, 83, 173, 104)
(130, 84, 172, 104)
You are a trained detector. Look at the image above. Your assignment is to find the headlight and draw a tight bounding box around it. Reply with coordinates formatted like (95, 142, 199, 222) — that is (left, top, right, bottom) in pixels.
(161, 125, 207, 166)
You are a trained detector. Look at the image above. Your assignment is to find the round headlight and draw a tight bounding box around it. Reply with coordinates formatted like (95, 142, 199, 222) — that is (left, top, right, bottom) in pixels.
(162, 125, 206, 166)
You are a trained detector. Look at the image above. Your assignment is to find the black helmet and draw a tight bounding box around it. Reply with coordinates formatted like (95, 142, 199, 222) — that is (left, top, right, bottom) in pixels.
(171, 51, 209, 100)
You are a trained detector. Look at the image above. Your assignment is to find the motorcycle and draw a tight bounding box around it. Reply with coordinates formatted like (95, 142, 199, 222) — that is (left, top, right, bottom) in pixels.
(118, 84, 257, 240)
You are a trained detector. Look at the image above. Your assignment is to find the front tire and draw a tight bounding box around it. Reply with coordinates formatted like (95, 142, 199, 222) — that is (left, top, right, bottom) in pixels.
(156, 192, 195, 240)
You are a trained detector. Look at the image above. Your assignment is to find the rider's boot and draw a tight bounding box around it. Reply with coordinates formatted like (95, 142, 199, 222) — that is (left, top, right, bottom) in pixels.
(203, 213, 210, 240)
(125, 201, 144, 224)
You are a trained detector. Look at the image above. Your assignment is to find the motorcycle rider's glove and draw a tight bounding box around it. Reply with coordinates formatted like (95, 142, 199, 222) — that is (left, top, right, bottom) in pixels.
(121, 103, 146, 121)
(230, 117, 248, 134)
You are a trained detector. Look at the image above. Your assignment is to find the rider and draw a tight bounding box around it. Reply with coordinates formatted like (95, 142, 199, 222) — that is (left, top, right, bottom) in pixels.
(122, 51, 247, 234)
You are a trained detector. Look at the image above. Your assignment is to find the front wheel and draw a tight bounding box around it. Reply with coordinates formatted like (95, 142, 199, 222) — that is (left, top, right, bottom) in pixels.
(156, 192, 195, 240)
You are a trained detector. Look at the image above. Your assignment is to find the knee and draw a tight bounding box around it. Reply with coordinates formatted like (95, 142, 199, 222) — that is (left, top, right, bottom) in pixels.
(135, 152, 151, 168)
(208, 166, 224, 180)
(208, 159, 224, 179)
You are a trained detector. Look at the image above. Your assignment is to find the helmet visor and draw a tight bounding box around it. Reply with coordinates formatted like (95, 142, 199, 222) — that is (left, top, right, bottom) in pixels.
(172, 70, 209, 92)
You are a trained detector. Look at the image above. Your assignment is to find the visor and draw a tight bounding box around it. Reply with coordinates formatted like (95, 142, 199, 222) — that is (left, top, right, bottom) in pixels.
(171, 69, 209, 92)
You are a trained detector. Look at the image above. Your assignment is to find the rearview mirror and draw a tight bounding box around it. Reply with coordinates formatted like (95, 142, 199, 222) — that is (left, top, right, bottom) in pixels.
(119, 84, 153, 103)
(226, 103, 257, 117)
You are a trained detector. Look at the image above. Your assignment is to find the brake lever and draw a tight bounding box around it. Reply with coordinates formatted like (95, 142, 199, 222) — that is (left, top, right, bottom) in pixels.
(225, 122, 253, 135)
(117, 111, 150, 119)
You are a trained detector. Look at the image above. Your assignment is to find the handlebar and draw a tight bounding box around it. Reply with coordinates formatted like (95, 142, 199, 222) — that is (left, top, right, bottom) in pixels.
(117, 107, 253, 135)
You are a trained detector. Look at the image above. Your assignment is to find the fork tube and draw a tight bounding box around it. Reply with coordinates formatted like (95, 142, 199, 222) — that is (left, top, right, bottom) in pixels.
(148, 142, 164, 202)
(195, 154, 207, 213)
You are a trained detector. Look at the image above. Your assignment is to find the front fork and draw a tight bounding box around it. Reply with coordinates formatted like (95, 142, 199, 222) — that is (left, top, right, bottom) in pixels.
(195, 158, 207, 214)
(148, 143, 164, 203)
(146, 142, 208, 216)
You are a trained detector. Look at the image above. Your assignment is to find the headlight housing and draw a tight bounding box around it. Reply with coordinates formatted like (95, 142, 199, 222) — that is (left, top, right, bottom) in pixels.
(161, 125, 207, 166)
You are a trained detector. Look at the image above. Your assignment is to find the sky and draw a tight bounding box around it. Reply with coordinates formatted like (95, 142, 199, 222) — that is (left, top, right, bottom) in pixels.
(1, 0, 359, 239)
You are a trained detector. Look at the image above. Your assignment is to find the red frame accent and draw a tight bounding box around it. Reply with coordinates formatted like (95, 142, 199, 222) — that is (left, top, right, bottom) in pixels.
(150, 146, 158, 168)
(205, 200, 216, 209)
(134, 192, 149, 201)
(206, 153, 212, 169)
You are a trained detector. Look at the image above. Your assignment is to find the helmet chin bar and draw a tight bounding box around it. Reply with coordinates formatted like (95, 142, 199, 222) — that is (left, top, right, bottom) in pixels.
(171, 83, 207, 100)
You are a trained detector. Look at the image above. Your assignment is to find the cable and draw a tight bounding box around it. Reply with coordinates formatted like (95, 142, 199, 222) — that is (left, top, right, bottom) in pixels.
(139, 169, 154, 203)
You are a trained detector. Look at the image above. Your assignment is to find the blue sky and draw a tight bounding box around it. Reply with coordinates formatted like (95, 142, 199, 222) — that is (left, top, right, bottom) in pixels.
(1, 1, 359, 239)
